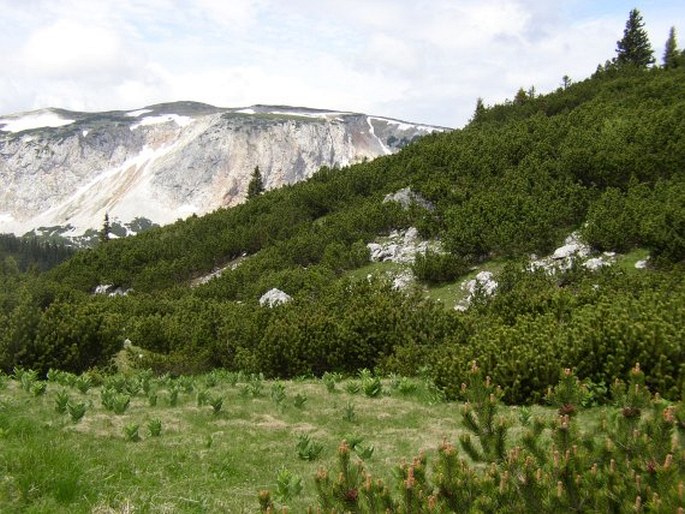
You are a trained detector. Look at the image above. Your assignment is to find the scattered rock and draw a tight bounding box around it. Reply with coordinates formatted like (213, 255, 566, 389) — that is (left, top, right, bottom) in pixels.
(583, 257, 609, 271)
(635, 257, 650, 269)
(94, 284, 113, 295)
(392, 271, 414, 291)
(455, 271, 498, 311)
(552, 233, 591, 260)
(383, 187, 435, 211)
(94, 284, 131, 296)
(367, 227, 437, 264)
(259, 288, 292, 307)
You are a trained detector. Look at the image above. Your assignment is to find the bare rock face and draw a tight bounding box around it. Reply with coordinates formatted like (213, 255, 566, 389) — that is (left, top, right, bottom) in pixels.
(0, 103, 446, 241)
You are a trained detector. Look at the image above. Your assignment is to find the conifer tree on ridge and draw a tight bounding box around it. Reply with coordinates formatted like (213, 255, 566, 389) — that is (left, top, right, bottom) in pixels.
(614, 8, 655, 68)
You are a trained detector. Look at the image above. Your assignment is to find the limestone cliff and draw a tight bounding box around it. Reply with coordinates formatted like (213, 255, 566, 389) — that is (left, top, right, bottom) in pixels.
(0, 102, 446, 240)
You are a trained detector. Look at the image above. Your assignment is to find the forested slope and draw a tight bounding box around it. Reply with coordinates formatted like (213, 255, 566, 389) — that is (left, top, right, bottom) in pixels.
(1, 66, 683, 404)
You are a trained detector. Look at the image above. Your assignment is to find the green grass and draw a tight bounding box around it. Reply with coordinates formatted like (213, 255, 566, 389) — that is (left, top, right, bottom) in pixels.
(615, 247, 650, 271)
(0, 372, 619, 513)
(343, 260, 407, 282)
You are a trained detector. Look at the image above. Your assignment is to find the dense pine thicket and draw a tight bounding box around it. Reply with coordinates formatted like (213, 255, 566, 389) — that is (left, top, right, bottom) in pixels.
(1, 66, 684, 404)
(0, 234, 75, 273)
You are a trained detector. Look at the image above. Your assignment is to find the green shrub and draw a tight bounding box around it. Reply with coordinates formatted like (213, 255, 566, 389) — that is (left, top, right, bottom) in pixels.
(412, 250, 470, 284)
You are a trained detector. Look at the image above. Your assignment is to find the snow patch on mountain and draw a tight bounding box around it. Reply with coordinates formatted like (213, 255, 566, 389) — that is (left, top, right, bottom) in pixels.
(367, 117, 392, 155)
(0, 110, 75, 132)
(368, 117, 445, 133)
(130, 114, 194, 130)
(125, 109, 153, 118)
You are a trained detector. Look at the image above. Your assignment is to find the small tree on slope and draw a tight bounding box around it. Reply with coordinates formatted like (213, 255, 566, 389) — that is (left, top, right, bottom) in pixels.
(247, 166, 265, 199)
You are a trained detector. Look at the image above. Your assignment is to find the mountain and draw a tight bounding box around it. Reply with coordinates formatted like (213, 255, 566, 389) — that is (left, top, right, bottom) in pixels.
(0, 102, 446, 242)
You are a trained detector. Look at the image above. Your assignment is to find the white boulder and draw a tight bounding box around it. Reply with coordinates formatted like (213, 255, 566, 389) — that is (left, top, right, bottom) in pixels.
(635, 258, 650, 269)
(259, 288, 292, 307)
(583, 257, 609, 271)
(383, 187, 435, 211)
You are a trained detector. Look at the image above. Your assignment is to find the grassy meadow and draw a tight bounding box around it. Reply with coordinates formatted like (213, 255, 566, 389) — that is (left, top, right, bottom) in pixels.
(0, 362, 685, 513)
(0, 368, 600, 513)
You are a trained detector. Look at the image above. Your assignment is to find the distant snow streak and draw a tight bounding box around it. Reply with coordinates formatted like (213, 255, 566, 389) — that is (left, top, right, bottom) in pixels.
(130, 114, 193, 130)
(0, 112, 75, 132)
(125, 109, 153, 117)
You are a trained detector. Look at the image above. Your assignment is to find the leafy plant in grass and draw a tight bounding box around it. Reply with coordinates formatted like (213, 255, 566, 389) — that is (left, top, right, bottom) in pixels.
(112, 393, 131, 415)
(147, 418, 162, 437)
(167, 386, 179, 407)
(31, 381, 47, 396)
(361, 375, 383, 398)
(67, 401, 87, 423)
(177, 376, 195, 394)
(147, 392, 158, 407)
(197, 388, 210, 407)
(75, 374, 93, 394)
(296, 433, 323, 461)
(100, 387, 115, 410)
(342, 401, 357, 423)
(54, 389, 70, 414)
(204, 370, 219, 388)
(124, 379, 141, 397)
(270, 382, 286, 407)
(104, 374, 127, 393)
(395, 376, 418, 396)
(17, 367, 38, 392)
(322, 372, 341, 393)
(123, 422, 140, 442)
(226, 371, 241, 387)
(209, 395, 223, 415)
(293, 393, 307, 409)
(274, 466, 303, 503)
(248, 375, 264, 397)
(347, 436, 375, 460)
(345, 381, 360, 395)
(140, 376, 152, 395)
(46, 368, 60, 383)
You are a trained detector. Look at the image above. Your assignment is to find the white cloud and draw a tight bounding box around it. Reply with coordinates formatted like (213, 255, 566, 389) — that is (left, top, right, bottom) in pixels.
(21, 20, 129, 77)
(0, 0, 682, 126)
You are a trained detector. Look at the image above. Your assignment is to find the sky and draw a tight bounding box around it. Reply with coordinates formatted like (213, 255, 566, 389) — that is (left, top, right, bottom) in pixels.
(0, 1, 683, 128)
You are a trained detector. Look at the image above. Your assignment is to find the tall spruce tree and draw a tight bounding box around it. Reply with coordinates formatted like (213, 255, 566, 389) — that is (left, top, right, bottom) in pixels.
(247, 166, 265, 199)
(100, 213, 111, 244)
(614, 9, 655, 68)
(662, 26, 680, 68)
(471, 97, 486, 123)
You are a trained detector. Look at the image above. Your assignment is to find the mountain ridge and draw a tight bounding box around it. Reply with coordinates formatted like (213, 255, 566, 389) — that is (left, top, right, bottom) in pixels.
(0, 101, 447, 242)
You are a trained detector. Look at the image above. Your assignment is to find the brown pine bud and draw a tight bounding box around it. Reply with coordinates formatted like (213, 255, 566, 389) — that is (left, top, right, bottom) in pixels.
(499, 471, 509, 493)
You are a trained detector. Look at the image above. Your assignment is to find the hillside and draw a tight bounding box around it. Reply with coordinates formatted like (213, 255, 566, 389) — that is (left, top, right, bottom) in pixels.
(0, 102, 443, 243)
(1, 66, 684, 406)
